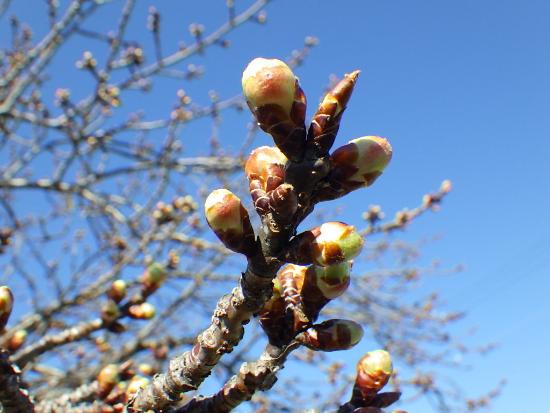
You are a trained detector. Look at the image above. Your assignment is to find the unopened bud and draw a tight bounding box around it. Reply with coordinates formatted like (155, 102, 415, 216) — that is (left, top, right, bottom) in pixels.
(300, 319, 363, 352)
(242, 58, 296, 114)
(128, 302, 156, 320)
(356, 349, 393, 396)
(125, 375, 150, 400)
(107, 280, 127, 303)
(245, 146, 287, 191)
(0, 286, 14, 330)
(101, 300, 121, 323)
(307, 70, 360, 155)
(137, 363, 155, 376)
(286, 222, 364, 267)
(269, 183, 298, 222)
(330, 136, 392, 192)
(97, 364, 120, 396)
(310, 262, 351, 299)
(204, 189, 256, 255)
(141, 262, 167, 292)
(7, 329, 27, 352)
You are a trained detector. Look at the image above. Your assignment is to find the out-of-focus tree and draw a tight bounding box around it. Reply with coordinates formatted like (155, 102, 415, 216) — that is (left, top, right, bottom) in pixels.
(0, 1, 501, 412)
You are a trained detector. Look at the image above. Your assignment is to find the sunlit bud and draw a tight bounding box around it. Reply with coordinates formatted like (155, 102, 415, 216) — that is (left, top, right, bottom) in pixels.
(137, 363, 155, 376)
(128, 302, 156, 320)
(97, 364, 120, 396)
(300, 319, 363, 352)
(356, 350, 393, 396)
(204, 189, 256, 255)
(242, 58, 296, 114)
(141, 262, 167, 292)
(306, 261, 351, 302)
(0, 286, 14, 330)
(307, 70, 360, 156)
(286, 222, 364, 267)
(125, 375, 150, 400)
(245, 146, 287, 191)
(330, 136, 392, 192)
(101, 300, 121, 323)
(107, 280, 127, 303)
(7, 329, 27, 352)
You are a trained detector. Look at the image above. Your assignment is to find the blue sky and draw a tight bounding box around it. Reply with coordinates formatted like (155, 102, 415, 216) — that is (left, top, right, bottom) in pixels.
(2, 1, 550, 412)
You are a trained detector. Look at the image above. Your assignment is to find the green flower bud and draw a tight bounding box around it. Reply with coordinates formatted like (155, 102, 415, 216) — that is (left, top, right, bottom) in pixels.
(204, 189, 256, 255)
(141, 263, 167, 293)
(242, 58, 296, 114)
(101, 300, 121, 323)
(0, 286, 14, 330)
(286, 222, 364, 267)
(311, 261, 351, 299)
(356, 349, 393, 396)
(300, 319, 363, 352)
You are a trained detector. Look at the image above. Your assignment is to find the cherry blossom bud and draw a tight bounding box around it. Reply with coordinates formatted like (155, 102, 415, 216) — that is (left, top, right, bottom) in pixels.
(300, 319, 363, 352)
(242, 58, 307, 161)
(245, 146, 287, 191)
(128, 302, 156, 320)
(107, 280, 127, 303)
(242, 58, 296, 114)
(286, 222, 364, 267)
(269, 183, 298, 222)
(310, 261, 351, 299)
(307, 70, 360, 156)
(7, 329, 27, 352)
(125, 375, 150, 401)
(0, 286, 14, 330)
(101, 300, 121, 323)
(204, 189, 256, 255)
(356, 349, 393, 397)
(141, 262, 167, 293)
(330, 136, 392, 191)
(98, 364, 120, 396)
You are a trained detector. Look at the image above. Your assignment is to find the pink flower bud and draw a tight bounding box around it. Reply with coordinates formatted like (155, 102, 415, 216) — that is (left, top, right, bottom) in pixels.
(107, 280, 127, 303)
(128, 302, 156, 320)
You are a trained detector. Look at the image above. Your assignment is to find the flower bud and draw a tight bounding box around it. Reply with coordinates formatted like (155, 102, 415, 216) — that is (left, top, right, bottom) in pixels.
(242, 58, 296, 114)
(204, 189, 256, 255)
(98, 364, 120, 396)
(300, 319, 363, 352)
(101, 300, 121, 323)
(286, 222, 364, 267)
(141, 262, 167, 293)
(107, 280, 127, 303)
(0, 286, 14, 330)
(245, 146, 287, 190)
(307, 70, 360, 156)
(7, 329, 27, 352)
(128, 302, 156, 320)
(330, 136, 392, 193)
(310, 262, 351, 299)
(242, 58, 307, 161)
(356, 350, 393, 397)
(125, 375, 150, 400)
